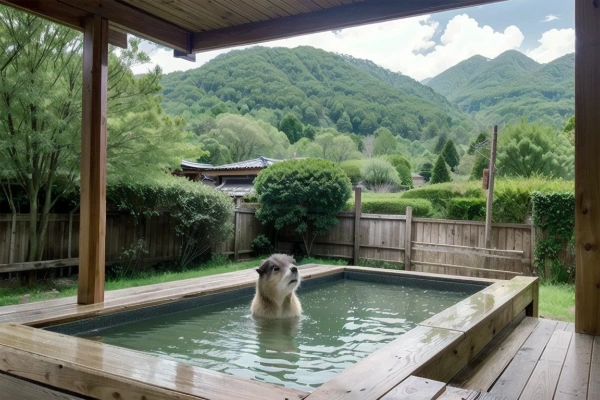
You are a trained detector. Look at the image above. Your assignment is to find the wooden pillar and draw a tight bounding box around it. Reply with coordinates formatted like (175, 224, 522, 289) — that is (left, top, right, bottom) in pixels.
(234, 209, 241, 262)
(353, 186, 362, 266)
(78, 15, 108, 305)
(404, 206, 413, 271)
(575, 0, 600, 335)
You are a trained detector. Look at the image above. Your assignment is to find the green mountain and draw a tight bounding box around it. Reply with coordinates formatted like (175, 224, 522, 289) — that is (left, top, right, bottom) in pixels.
(426, 50, 574, 128)
(160, 46, 473, 142)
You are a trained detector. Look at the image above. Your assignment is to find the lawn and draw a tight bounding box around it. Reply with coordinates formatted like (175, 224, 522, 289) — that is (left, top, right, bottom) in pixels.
(0, 256, 348, 308)
(538, 282, 575, 322)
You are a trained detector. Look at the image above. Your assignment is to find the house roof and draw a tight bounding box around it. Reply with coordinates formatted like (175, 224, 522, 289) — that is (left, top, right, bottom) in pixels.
(411, 173, 424, 179)
(181, 160, 214, 170)
(207, 156, 279, 171)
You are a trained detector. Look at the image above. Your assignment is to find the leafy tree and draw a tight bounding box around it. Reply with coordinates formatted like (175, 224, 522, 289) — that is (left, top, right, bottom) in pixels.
(254, 159, 352, 256)
(210, 102, 229, 117)
(496, 121, 574, 179)
(187, 116, 217, 136)
(430, 155, 451, 184)
(419, 162, 433, 182)
(470, 155, 489, 181)
(0, 8, 197, 261)
(373, 127, 397, 156)
(313, 132, 359, 163)
(426, 122, 440, 139)
(467, 132, 489, 155)
(336, 111, 353, 133)
(433, 132, 448, 153)
(303, 125, 316, 140)
(279, 113, 304, 144)
(361, 158, 401, 192)
(303, 106, 319, 126)
(441, 140, 460, 172)
(362, 135, 375, 158)
(562, 115, 574, 145)
(207, 114, 275, 162)
(196, 138, 233, 165)
(386, 154, 413, 188)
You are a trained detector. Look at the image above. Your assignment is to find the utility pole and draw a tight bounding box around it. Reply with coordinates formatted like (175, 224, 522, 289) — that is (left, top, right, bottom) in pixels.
(484, 125, 498, 250)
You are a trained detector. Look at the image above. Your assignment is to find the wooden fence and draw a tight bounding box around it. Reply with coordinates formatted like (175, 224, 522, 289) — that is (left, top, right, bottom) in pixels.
(0, 208, 534, 280)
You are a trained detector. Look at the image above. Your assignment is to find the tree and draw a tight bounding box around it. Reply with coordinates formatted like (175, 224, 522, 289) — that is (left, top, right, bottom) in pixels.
(197, 138, 233, 165)
(207, 114, 271, 162)
(373, 127, 397, 156)
(469, 154, 489, 181)
(496, 121, 574, 179)
(0, 8, 198, 261)
(336, 111, 353, 133)
(303, 125, 316, 140)
(303, 106, 319, 126)
(386, 154, 413, 188)
(361, 158, 401, 192)
(441, 140, 460, 172)
(419, 162, 433, 182)
(562, 116, 574, 145)
(254, 159, 352, 256)
(468, 132, 489, 155)
(314, 132, 359, 163)
(362, 135, 375, 158)
(433, 132, 448, 153)
(279, 113, 304, 144)
(430, 155, 451, 184)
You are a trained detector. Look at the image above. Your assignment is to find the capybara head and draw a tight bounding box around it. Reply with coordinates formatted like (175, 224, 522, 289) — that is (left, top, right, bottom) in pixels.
(255, 254, 300, 301)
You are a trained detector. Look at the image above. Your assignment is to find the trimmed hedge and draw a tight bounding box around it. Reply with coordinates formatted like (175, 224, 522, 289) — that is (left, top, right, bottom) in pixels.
(361, 198, 432, 217)
(446, 198, 486, 221)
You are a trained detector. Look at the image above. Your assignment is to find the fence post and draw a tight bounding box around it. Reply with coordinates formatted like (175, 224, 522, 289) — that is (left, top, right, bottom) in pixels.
(353, 186, 362, 266)
(234, 209, 241, 262)
(404, 207, 413, 270)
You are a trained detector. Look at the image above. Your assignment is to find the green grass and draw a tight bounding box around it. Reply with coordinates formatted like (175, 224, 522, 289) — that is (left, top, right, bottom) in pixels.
(538, 282, 575, 322)
(0, 256, 348, 308)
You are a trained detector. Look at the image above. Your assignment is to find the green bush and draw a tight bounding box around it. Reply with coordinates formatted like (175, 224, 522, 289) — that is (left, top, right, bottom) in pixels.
(251, 234, 274, 256)
(532, 191, 575, 283)
(446, 198, 486, 221)
(255, 158, 352, 256)
(360, 198, 432, 217)
(339, 159, 365, 185)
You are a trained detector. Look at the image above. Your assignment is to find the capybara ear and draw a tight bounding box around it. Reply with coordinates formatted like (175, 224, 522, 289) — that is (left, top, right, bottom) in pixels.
(255, 268, 263, 275)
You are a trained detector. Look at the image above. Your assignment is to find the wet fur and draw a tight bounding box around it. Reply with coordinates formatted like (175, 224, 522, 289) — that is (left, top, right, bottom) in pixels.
(251, 254, 302, 319)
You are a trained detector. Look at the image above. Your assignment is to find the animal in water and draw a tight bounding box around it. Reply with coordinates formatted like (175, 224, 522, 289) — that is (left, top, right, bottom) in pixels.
(251, 254, 302, 319)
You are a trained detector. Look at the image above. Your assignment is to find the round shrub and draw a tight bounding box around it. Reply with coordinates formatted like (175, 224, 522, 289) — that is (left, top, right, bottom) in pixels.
(254, 158, 352, 255)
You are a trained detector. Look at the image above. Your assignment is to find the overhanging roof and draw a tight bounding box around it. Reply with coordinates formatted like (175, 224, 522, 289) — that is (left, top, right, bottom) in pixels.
(1, 0, 504, 53)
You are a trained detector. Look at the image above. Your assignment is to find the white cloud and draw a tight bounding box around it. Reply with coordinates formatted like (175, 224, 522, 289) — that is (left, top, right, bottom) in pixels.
(527, 28, 575, 63)
(540, 14, 560, 23)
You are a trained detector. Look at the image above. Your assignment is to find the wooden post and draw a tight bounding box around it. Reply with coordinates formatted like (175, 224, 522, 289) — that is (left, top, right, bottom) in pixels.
(575, 0, 600, 335)
(484, 125, 498, 248)
(78, 15, 108, 305)
(8, 211, 16, 264)
(404, 206, 413, 271)
(353, 186, 362, 266)
(234, 209, 241, 262)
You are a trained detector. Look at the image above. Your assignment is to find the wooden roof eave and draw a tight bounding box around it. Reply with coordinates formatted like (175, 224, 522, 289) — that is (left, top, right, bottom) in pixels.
(1, 0, 505, 54)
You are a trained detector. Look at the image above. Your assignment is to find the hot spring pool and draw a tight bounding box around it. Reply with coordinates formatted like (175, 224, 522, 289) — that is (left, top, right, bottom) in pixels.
(49, 272, 485, 392)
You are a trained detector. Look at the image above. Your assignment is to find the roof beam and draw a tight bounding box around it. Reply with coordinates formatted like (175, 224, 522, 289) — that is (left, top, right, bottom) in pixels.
(191, 0, 505, 52)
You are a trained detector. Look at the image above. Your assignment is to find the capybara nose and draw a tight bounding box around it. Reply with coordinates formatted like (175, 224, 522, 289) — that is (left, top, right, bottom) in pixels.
(290, 266, 298, 274)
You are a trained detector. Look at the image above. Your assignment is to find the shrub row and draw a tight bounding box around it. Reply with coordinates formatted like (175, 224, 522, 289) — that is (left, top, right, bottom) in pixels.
(446, 198, 486, 221)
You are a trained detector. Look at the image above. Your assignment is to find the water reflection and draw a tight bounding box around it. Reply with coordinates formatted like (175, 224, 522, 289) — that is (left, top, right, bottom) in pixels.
(81, 280, 473, 392)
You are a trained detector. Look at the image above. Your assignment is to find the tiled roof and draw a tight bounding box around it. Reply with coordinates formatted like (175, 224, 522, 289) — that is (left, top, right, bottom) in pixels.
(181, 160, 214, 170)
(207, 156, 280, 171)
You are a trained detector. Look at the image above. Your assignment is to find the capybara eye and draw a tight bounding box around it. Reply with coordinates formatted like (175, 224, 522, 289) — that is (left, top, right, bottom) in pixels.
(273, 266, 280, 271)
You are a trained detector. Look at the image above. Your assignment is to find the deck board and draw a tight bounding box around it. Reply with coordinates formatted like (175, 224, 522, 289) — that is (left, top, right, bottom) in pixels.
(0, 372, 85, 400)
(589, 336, 600, 400)
(518, 329, 572, 399)
(0, 324, 308, 400)
(488, 319, 557, 399)
(554, 333, 593, 400)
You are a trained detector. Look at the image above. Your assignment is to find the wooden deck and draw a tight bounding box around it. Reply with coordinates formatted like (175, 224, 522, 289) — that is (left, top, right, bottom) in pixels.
(0, 264, 543, 400)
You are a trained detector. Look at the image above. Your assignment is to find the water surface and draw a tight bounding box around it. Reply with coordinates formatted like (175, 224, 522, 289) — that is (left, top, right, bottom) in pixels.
(82, 279, 471, 391)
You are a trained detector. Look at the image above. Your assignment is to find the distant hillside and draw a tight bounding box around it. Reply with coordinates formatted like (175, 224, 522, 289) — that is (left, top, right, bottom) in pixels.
(426, 50, 574, 128)
(160, 46, 473, 142)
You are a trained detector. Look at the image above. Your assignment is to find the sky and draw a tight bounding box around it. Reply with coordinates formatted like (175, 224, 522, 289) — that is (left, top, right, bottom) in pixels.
(131, 0, 575, 82)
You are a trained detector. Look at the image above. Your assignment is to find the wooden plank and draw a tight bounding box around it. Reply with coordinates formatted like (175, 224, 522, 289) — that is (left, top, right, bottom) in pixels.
(575, 0, 600, 336)
(404, 206, 413, 270)
(381, 376, 446, 400)
(0, 258, 79, 273)
(0, 324, 307, 400)
(0, 372, 85, 400)
(410, 261, 522, 278)
(450, 315, 537, 391)
(589, 336, 600, 400)
(305, 326, 464, 400)
(412, 242, 525, 258)
(191, 0, 504, 51)
(413, 218, 532, 229)
(78, 14, 108, 305)
(518, 329, 572, 399)
(554, 333, 593, 400)
(437, 386, 480, 400)
(489, 319, 558, 398)
(354, 186, 361, 266)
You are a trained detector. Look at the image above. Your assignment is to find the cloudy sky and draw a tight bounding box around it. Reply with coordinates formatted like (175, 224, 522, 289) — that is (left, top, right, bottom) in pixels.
(131, 0, 574, 82)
